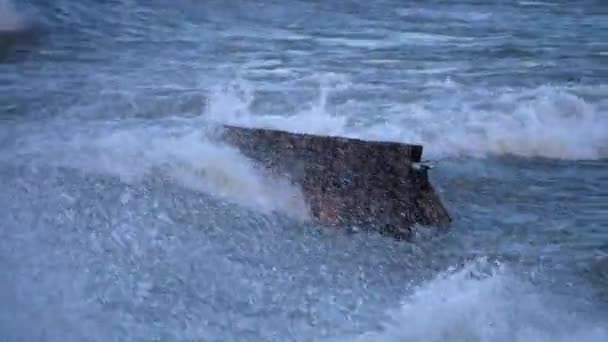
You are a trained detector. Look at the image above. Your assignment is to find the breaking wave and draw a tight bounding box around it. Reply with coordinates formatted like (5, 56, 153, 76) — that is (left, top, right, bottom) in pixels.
(3, 73, 605, 222)
(6, 117, 311, 221)
(205, 77, 608, 161)
(344, 259, 607, 342)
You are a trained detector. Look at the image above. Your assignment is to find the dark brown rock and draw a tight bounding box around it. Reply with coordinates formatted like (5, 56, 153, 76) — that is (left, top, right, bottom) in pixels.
(213, 124, 451, 240)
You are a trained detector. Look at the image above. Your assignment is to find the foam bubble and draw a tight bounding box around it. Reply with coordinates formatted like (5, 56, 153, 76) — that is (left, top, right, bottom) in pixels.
(344, 259, 607, 342)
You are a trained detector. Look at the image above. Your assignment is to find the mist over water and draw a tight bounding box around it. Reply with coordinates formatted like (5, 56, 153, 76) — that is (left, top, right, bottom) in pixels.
(1, 0, 607, 341)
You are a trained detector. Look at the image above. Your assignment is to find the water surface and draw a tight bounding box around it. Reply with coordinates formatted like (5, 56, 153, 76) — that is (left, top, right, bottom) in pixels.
(1, 1, 607, 341)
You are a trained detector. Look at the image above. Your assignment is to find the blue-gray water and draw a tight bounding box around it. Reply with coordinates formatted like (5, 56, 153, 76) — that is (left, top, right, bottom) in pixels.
(1, 0, 607, 341)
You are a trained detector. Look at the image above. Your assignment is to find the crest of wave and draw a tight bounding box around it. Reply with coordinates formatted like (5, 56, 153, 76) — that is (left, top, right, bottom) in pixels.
(344, 85, 608, 160)
(203, 76, 607, 161)
(396, 86, 607, 160)
(345, 258, 607, 342)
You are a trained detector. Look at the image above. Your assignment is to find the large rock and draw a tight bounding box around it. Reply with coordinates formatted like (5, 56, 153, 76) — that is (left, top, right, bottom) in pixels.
(214, 124, 451, 240)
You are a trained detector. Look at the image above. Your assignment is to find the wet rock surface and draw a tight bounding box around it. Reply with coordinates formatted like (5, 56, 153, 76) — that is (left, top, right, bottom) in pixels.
(216, 124, 452, 240)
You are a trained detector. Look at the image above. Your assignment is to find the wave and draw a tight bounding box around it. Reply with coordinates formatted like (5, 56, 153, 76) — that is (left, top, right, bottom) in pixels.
(204, 77, 608, 161)
(5, 117, 311, 221)
(341, 258, 607, 342)
(2, 75, 605, 220)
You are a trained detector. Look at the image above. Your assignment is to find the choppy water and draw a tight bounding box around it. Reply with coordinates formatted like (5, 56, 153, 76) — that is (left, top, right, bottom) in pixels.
(1, 0, 607, 341)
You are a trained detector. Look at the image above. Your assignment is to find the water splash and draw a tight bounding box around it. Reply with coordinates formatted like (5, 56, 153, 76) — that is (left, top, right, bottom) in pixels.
(7, 117, 311, 221)
(344, 258, 608, 342)
(204, 77, 608, 161)
(205, 75, 349, 136)
(374, 86, 608, 160)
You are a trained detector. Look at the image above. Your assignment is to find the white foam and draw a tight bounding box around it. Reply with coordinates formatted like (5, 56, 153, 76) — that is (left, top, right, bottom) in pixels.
(380, 86, 608, 160)
(343, 259, 608, 342)
(9, 117, 311, 221)
(205, 77, 608, 161)
(205, 76, 350, 136)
